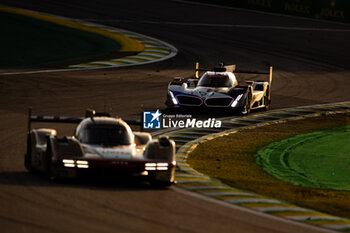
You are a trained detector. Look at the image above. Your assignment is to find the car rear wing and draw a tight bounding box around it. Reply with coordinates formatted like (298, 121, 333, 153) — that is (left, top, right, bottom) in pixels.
(194, 62, 273, 86)
(27, 108, 142, 132)
(236, 66, 273, 86)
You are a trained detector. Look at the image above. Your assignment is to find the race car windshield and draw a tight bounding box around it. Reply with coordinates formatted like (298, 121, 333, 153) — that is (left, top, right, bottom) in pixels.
(83, 124, 132, 146)
(198, 75, 232, 87)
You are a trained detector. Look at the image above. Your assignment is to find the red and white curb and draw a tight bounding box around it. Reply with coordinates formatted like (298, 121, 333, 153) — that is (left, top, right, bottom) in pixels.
(161, 102, 350, 232)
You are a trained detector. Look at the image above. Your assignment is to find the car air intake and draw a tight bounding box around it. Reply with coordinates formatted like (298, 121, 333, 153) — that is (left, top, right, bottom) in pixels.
(176, 95, 203, 106)
(205, 97, 233, 107)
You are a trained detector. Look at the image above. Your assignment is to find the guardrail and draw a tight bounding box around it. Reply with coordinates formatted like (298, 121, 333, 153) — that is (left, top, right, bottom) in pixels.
(193, 0, 349, 23)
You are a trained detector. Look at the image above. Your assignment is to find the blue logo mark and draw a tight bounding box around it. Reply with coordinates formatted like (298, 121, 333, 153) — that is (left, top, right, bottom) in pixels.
(143, 110, 161, 129)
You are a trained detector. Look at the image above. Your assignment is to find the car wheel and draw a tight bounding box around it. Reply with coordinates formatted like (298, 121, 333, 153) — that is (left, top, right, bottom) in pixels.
(24, 153, 33, 172)
(149, 171, 173, 188)
(150, 179, 172, 188)
(263, 87, 270, 111)
(24, 135, 34, 173)
(241, 94, 251, 115)
(45, 139, 55, 180)
(263, 96, 269, 111)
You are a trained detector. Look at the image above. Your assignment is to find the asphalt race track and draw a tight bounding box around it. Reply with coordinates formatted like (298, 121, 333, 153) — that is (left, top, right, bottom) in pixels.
(1, 0, 350, 232)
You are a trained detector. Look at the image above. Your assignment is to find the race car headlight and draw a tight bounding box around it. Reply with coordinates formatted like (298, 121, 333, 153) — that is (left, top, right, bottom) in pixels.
(169, 91, 178, 105)
(76, 160, 89, 168)
(77, 160, 88, 165)
(63, 159, 89, 168)
(145, 162, 169, 171)
(157, 163, 169, 170)
(145, 163, 157, 170)
(62, 159, 75, 167)
(63, 159, 74, 164)
(231, 94, 243, 107)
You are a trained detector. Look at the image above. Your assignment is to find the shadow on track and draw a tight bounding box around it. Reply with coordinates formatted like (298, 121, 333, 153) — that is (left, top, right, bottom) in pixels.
(0, 171, 168, 191)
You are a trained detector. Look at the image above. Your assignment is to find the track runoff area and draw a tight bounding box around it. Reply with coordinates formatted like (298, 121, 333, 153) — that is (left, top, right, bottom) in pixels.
(257, 125, 350, 191)
(0, 5, 177, 74)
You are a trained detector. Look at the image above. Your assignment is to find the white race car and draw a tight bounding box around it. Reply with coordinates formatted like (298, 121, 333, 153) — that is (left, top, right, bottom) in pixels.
(166, 62, 273, 114)
(25, 109, 176, 187)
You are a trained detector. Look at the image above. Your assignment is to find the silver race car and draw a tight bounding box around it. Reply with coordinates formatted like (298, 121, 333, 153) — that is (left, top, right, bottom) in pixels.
(25, 109, 176, 187)
(166, 63, 273, 114)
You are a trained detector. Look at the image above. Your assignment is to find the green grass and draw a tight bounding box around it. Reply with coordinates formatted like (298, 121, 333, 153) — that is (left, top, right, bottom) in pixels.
(0, 11, 122, 69)
(188, 113, 350, 218)
(257, 125, 350, 191)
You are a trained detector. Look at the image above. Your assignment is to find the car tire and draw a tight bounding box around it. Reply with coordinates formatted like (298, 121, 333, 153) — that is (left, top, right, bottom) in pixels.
(240, 93, 251, 115)
(148, 170, 173, 188)
(45, 139, 55, 180)
(150, 179, 172, 188)
(24, 153, 33, 172)
(263, 87, 270, 111)
(24, 135, 34, 173)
